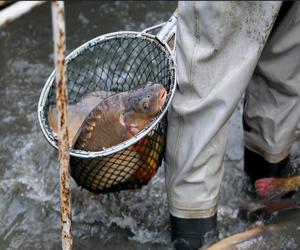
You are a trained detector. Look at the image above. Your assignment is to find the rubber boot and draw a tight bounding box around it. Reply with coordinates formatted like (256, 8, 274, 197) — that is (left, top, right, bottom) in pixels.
(170, 213, 218, 250)
(242, 115, 290, 183)
(244, 147, 290, 183)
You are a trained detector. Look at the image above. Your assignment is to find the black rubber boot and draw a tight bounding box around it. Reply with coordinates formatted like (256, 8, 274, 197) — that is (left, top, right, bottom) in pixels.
(244, 147, 290, 183)
(242, 114, 290, 183)
(170, 214, 218, 250)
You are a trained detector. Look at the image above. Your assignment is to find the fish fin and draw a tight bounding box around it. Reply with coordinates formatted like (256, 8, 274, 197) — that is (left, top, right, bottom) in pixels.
(48, 106, 58, 137)
(121, 114, 140, 137)
(129, 137, 159, 182)
(129, 125, 140, 135)
(119, 112, 126, 127)
(131, 137, 149, 152)
(71, 125, 83, 148)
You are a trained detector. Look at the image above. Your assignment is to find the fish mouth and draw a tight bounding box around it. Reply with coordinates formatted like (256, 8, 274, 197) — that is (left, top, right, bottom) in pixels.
(158, 89, 167, 111)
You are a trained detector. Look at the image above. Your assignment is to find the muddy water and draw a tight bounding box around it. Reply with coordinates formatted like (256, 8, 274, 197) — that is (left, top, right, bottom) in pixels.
(0, 1, 299, 250)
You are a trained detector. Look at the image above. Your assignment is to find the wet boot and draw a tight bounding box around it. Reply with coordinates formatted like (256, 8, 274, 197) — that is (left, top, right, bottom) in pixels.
(170, 213, 218, 250)
(244, 147, 290, 183)
(242, 115, 290, 183)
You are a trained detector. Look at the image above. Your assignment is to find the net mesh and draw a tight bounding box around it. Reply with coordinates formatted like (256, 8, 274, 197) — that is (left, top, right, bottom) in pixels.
(40, 33, 175, 193)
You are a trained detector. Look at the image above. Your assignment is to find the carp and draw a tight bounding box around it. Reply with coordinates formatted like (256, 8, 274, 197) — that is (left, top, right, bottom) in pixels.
(255, 175, 300, 199)
(73, 82, 167, 151)
(48, 81, 167, 150)
(205, 200, 300, 250)
(238, 198, 300, 222)
(48, 82, 167, 192)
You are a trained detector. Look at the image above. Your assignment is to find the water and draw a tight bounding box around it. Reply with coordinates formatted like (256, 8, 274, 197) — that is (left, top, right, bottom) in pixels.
(0, 1, 299, 250)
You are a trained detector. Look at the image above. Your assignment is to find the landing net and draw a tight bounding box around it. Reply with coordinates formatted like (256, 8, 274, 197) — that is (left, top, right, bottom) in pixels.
(38, 31, 176, 193)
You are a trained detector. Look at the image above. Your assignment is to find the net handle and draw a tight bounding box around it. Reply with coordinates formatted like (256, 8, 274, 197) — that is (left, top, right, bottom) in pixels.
(141, 8, 177, 47)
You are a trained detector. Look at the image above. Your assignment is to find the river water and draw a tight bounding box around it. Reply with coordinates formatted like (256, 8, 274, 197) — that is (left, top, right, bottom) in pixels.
(0, 2, 299, 250)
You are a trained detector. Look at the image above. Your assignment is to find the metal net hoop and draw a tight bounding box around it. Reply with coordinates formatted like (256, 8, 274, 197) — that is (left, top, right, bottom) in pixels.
(38, 31, 176, 193)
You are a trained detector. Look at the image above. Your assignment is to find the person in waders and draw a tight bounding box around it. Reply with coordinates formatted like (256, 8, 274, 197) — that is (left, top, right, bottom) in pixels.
(165, 2, 300, 249)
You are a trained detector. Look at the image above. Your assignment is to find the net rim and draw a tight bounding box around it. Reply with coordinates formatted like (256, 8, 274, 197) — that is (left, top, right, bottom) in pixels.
(37, 30, 176, 159)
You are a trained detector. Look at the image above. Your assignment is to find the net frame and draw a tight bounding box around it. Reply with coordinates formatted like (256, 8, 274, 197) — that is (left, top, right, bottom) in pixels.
(38, 31, 176, 158)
